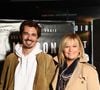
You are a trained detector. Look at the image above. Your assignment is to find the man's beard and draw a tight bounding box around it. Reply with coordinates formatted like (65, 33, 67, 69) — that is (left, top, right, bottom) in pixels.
(23, 39, 34, 49)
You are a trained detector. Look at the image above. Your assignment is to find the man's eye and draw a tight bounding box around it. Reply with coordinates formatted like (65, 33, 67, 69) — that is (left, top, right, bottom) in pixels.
(32, 34, 37, 36)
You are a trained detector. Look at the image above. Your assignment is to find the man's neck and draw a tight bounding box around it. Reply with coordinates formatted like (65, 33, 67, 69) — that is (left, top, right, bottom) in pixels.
(22, 48, 33, 56)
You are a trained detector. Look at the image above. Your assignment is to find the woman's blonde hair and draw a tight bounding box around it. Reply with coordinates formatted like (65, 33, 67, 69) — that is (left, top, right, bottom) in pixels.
(58, 33, 85, 64)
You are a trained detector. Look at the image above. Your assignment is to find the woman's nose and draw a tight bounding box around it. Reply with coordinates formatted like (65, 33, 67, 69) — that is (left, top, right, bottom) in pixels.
(69, 47, 73, 51)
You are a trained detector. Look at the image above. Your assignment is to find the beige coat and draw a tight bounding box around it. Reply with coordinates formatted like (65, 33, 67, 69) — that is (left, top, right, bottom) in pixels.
(52, 56, 100, 90)
(0, 52, 57, 90)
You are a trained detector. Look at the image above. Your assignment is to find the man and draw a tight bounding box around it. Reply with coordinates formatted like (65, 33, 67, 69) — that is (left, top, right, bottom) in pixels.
(0, 20, 56, 90)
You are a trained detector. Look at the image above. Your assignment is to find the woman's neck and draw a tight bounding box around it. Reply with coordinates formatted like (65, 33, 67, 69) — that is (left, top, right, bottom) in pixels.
(66, 59, 75, 67)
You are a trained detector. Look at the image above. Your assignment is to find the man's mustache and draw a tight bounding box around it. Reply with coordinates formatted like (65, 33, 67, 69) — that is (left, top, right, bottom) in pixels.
(25, 39, 33, 42)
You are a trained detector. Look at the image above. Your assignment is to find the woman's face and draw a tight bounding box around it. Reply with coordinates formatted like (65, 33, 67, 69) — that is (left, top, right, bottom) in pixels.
(63, 39, 80, 61)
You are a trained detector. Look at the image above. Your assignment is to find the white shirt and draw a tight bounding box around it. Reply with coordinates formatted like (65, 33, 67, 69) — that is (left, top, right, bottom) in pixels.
(14, 42, 42, 90)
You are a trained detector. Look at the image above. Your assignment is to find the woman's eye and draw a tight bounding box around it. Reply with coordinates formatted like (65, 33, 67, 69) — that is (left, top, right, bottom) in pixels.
(65, 46, 69, 48)
(73, 46, 77, 47)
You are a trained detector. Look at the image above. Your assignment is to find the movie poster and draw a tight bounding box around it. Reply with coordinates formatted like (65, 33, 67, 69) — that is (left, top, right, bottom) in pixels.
(37, 21, 75, 56)
(0, 20, 21, 60)
(0, 19, 93, 65)
(0, 19, 75, 61)
(74, 17, 93, 64)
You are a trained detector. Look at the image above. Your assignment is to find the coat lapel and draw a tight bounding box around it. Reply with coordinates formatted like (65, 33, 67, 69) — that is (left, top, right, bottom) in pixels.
(65, 62, 83, 90)
(33, 53, 40, 90)
(52, 62, 83, 90)
(52, 67, 59, 90)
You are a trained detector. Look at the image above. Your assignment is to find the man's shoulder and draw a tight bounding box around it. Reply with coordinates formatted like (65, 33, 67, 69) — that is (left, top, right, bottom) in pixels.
(7, 53, 17, 58)
(6, 53, 18, 62)
(37, 52, 52, 57)
(36, 52, 53, 60)
(3, 53, 18, 64)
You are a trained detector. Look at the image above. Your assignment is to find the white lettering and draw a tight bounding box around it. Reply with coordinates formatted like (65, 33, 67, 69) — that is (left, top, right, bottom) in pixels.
(43, 28, 57, 33)
(42, 42, 57, 54)
(83, 41, 87, 48)
(43, 42, 48, 53)
(51, 42, 56, 54)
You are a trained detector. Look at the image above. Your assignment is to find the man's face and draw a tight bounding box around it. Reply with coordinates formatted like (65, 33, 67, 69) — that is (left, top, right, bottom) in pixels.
(21, 26, 38, 49)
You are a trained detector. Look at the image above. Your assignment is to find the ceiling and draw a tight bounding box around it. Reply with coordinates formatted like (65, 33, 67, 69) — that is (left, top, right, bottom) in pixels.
(0, 1, 100, 19)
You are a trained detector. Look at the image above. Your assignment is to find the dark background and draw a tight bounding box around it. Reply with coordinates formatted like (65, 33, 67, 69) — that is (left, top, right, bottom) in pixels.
(0, 0, 100, 19)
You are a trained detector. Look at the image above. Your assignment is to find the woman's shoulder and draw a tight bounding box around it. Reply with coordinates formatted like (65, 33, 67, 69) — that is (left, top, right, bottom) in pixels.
(82, 62, 97, 74)
(83, 63, 96, 69)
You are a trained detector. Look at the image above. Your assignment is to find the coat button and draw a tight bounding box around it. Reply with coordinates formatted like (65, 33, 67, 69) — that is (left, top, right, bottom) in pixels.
(81, 81, 84, 83)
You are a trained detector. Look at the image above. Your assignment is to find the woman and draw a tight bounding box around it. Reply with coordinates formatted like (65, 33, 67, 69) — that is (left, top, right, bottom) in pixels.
(52, 33, 100, 90)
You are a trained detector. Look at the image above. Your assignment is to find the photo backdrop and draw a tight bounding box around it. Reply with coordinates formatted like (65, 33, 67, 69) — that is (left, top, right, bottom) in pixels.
(0, 20, 74, 60)
(0, 19, 93, 64)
